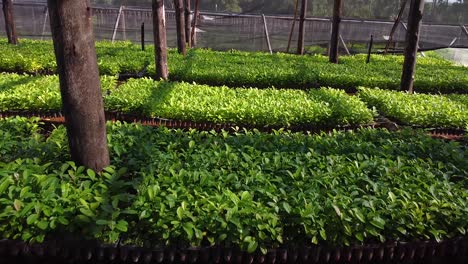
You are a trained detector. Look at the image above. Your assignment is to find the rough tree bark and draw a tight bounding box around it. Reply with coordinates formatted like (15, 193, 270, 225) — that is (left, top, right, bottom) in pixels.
(184, 0, 191, 47)
(173, 0, 186, 55)
(329, 0, 343, 63)
(47, 0, 110, 172)
(2, 0, 19, 44)
(297, 0, 307, 55)
(152, 0, 169, 80)
(401, 0, 425, 93)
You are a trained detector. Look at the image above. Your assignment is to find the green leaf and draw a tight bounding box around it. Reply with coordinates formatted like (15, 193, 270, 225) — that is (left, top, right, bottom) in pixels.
(241, 191, 251, 201)
(79, 208, 95, 217)
(183, 223, 194, 239)
(36, 221, 48, 230)
(96, 220, 108, 225)
(26, 214, 39, 225)
(177, 206, 184, 220)
(282, 202, 292, 214)
(13, 199, 22, 211)
(354, 209, 366, 223)
(370, 217, 386, 230)
(115, 221, 128, 232)
(87, 169, 96, 181)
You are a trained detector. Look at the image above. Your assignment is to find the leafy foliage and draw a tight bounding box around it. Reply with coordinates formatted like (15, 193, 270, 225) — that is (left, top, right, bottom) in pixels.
(0, 73, 374, 127)
(0, 73, 117, 111)
(105, 78, 375, 126)
(358, 87, 468, 128)
(1, 39, 467, 93)
(1, 117, 467, 252)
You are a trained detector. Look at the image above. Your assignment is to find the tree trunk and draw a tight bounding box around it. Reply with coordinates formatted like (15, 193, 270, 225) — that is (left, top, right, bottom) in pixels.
(401, 0, 425, 93)
(47, 0, 110, 172)
(329, 0, 343, 63)
(2, 0, 19, 45)
(184, 0, 191, 47)
(173, 0, 186, 55)
(152, 0, 169, 80)
(297, 0, 307, 55)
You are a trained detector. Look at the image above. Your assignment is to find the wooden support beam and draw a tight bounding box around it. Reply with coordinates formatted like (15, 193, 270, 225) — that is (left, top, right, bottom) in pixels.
(339, 34, 350, 55)
(401, 0, 425, 94)
(384, 0, 408, 54)
(329, 0, 343, 63)
(111, 5, 124, 43)
(191, 0, 199, 47)
(141, 22, 145, 51)
(286, 0, 299, 53)
(262, 14, 272, 54)
(41, 7, 48, 40)
(297, 0, 307, 55)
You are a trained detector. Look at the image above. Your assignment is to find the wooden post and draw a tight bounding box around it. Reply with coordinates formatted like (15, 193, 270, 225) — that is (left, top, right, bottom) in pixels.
(191, 0, 199, 47)
(366, 35, 374, 64)
(461, 25, 468, 38)
(262, 14, 272, 54)
(184, 0, 191, 47)
(112, 5, 124, 43)
(122, 7, 127, 40)
(41, 7, 49, 40)
(401, 0, 425, 93)
(141, 22, 145, 51)
(47, 0, 110, 172)
(173, 0, 186, 55)
(286, 0, 299, 53)
(2, 0, 19, 45)
(339, 34, 350, 55)
(297, 0, 307, 55)
(152, 0, 169, 80)
(329, 0, 343, 63)
(384, 0, 408, 54)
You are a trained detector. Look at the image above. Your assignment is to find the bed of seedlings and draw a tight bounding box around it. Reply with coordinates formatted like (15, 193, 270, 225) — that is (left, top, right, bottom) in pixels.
(0, 38, 467, 263)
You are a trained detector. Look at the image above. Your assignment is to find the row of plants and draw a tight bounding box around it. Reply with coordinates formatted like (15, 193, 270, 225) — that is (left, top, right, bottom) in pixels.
(105, 78, 375, 126)
(0, 73, 117, 112)
(1, 38, 467, 94)
(4, 72, 468, 129)
(358, 87, 468, 129)
(0, 117, 467, 253)
(0, 73, 374, 127)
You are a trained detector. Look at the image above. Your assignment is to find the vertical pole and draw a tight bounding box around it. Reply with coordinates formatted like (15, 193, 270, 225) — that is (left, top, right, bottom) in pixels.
(366, 35, 374, 64)
(401, 0, 425, 93)
(152, 0, 169, 80)
(297, 0, 307, 55)
(2, 0, 19, 45)
(41, 7, 49, 40)
(329, 0, 343, 63)
(191, 0, 199, 47)
(47, 0, 110, 172)
(141, 22, 145, 51)
(122, 7, 127, 40)
(461, 25, 468, 38)
(287, 0, 300, 53)
(184, 0, 191, 47)
(173, 0, 186, 55)
(384, 0, 408, 54)
(112, 5, 124, 43)
(262, 14, 272, 54)
(339, 34, 350, 55)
